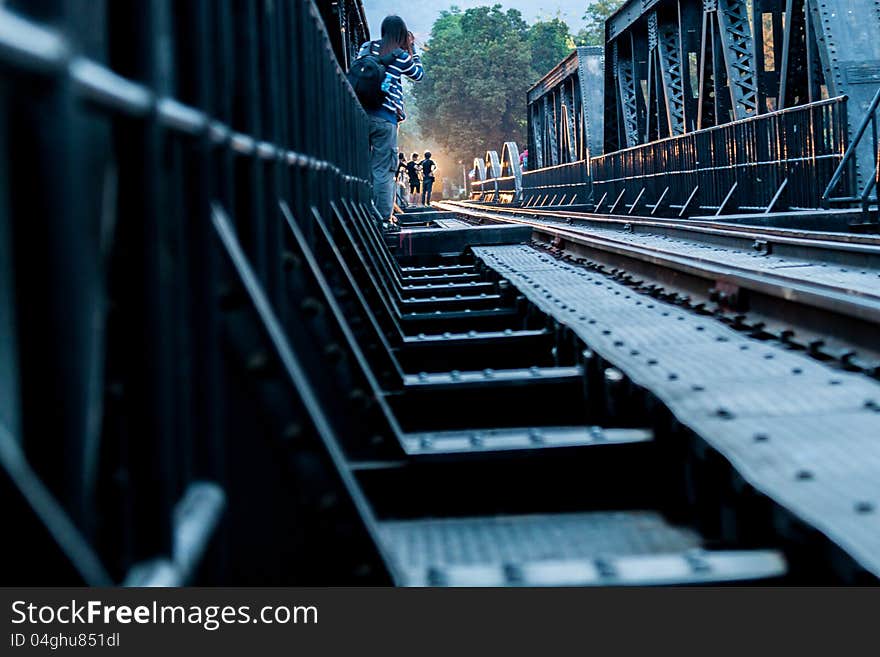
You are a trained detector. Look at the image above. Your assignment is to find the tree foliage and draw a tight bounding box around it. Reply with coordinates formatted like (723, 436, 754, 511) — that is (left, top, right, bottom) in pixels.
(529, 18, 575, 78)
(574, 0, 624, 46)
(408, 2, 625, 167)
(411, 6, 534, 167)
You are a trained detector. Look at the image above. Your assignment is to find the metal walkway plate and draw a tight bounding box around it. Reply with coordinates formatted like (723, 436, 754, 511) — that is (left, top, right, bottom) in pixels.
(401, 425, 652, 456)
(381, 511, 785, 586)
(403, 365, 583, 388)
(473, 244, 880, 577)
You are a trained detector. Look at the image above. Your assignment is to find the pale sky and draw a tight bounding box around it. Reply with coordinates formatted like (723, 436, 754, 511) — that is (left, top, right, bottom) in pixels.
(363, 0, 589, 43)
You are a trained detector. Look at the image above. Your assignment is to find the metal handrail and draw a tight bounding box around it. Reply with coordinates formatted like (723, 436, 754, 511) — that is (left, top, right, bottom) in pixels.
(823, 86, 880, 205)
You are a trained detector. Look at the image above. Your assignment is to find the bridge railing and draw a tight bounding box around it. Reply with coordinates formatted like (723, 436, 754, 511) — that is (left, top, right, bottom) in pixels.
(471, 160, 592, 207)
(590, 96, 850, 217)
(0, 0, 379, 585)
(823, 86, 880, 211)
(520, 161, 591, 207)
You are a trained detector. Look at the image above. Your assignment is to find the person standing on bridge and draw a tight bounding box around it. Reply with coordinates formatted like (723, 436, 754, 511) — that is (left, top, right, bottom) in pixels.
(356, 16, 424, 224)
(395, 152, 409, 209)
(406, 153, 421, 204)
(420, 152, 437, 205)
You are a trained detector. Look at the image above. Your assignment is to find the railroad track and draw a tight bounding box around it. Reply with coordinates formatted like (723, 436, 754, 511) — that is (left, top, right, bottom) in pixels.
(381, 204, 880, 584)
(439, 201, 880, 375)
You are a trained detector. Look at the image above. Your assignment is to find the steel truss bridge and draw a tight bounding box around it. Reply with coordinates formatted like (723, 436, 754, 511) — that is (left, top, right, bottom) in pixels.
(2, 0, 880, 588)
(472, 0, 880, 220)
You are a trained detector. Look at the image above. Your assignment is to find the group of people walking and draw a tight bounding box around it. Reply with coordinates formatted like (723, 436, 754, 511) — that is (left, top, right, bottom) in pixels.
(397, 152, 437, 208)
(348, 15, 431, 225)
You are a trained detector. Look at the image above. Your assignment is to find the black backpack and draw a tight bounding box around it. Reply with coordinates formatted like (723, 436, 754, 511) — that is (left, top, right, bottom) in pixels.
(347, 43, 403, 110)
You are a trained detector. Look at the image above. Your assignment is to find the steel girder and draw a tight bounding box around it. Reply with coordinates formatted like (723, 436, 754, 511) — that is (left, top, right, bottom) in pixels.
(484, 151, 503, 201)
(603, 0, 836, 149)
(560, 81, 578, 163)
(472, 158, 487, 183)
(716, 0, 759, 118)
(527, 49, 605, 170)
(530, 102, 545, 169)
(656, 14, 686, 135)
(546, 95, 559, 166)
(614, 41, 642, 147)
(576, 46, 606, 164)
(500, 142, 524, 202)
(807, 0, 880, 186)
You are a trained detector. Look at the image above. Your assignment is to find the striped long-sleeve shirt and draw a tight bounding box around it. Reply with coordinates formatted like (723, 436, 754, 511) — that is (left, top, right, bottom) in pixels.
(358, 41, 424, 124)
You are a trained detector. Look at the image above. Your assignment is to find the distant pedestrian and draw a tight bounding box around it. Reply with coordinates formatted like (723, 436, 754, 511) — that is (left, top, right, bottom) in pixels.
(353, 16, 424, 224)
(395, 153, 409, 210)
(520, 147, 529, 172)
(396, 152, 407, 180)
(420, 151, 437, 205)
(405, 153, 421, 204)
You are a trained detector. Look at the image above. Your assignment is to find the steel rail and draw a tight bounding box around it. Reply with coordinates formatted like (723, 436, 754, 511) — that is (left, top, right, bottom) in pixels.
(444, 201, 880, 249)
(439, 201, 880, 365)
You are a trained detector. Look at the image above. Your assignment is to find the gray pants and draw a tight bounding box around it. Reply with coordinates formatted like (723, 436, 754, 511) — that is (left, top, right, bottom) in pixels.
(368, 115, 398, 222)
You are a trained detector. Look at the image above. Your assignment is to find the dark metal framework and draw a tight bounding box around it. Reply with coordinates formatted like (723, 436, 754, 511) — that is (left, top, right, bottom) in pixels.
(604, 0, 880, 182)
(8, 0, 734, 588)
(824, 86, 880, 210)
(469, 49, 604, 207)
(314, 0, 370, 70)
(604, 0, 832, 151)
(0, 0, 385, 585)
(592, 96, 849, 216)
(598, 0, 880, 214)
(474, 0, 878, 218)
(527, 47, 605, 171)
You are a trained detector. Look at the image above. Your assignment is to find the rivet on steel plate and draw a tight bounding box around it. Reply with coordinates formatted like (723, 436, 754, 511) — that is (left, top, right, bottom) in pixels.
(604, 368, 624, 383)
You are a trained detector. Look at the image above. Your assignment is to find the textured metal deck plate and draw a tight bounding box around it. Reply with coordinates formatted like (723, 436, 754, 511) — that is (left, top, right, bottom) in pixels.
(433, 218, 472, 229)
(403, 365, 584, 388)
(404, 365, 584, 388)
(473, 244, 880, 576)
(402, 328, 548, 345)
(402, 425, 652, 455)
(402, 280, 494, 292)
(381, 511, 785, 586)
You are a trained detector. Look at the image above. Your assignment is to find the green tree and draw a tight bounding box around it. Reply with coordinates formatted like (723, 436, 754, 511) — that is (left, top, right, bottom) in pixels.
(529, 18, 575, 78)
(411, 5, 534, 167)
(575, 0, 624, 46)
